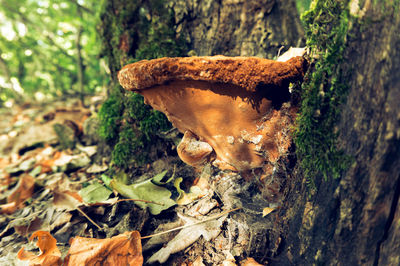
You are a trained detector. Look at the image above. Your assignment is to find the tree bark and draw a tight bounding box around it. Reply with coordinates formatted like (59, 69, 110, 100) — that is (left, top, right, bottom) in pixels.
(99, 0, 305, 264)
(76, 25, 85, 106)
(99, 0, 304, 84)
(270, 1, 400, 265)
(171, 0, 304, 58)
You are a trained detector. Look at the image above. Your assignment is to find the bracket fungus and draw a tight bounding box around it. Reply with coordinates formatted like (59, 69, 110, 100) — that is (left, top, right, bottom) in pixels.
(118, 55, 306, 182)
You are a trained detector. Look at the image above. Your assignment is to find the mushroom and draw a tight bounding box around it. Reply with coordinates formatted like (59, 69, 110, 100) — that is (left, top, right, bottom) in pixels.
(118, 55, 306, 175)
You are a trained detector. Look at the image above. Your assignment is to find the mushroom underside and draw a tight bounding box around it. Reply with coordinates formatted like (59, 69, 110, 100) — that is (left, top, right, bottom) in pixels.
(137, 80, 296, 173)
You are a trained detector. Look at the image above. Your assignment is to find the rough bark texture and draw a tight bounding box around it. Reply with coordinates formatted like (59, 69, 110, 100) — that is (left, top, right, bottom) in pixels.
(171, 0, 304, 58)
(100, 0, 304, 84)
(268, 2, 400, 265)
(336, 3, 400, 264)
(101, 0, 400, 264)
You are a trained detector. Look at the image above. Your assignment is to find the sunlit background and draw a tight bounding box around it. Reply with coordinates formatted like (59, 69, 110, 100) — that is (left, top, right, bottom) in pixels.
(0, 0, 106, 107)
(0, 0, 311, 107)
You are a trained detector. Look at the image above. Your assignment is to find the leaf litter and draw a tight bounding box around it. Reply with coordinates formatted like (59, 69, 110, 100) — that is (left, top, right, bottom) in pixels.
(0, 98, 266, 265)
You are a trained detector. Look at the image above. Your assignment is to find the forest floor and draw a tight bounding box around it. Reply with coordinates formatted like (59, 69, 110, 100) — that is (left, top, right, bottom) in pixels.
(0, 97, 268, 265)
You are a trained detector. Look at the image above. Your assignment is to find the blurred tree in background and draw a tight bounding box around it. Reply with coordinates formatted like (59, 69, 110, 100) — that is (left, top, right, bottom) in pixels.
(0, 0, 311, 168)
(0, 0, 105, 105)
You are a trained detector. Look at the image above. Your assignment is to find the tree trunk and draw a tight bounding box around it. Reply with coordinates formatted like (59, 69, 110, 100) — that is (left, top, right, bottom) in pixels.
(98, 0, 306, 264)
(270, 1, 400, 265)
(171, 0, 304, 58)
(99, 0, 304, 84)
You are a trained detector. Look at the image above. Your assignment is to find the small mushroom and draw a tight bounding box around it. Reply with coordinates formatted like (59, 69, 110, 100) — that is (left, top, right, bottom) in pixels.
(177, 130, 213, 167)
(118, 55, 306, 173)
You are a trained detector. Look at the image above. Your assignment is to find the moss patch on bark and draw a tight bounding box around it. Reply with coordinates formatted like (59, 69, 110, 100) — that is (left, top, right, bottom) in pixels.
(294, 0, 352, 188)
(98, 0, 188, 168)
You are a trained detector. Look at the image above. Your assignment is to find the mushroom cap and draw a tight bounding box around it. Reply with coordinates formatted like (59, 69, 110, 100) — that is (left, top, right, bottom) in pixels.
(118, 55, 306, 93)
(117, 55, 306, 172)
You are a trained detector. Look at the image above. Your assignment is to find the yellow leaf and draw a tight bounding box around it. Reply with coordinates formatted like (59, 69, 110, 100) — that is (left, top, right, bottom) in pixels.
(262, 207, 276, 217)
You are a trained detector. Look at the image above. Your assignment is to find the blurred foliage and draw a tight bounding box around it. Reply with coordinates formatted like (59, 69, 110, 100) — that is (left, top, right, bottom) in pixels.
(296, 0, 312, 14)
(0, 0, 106, 105)
(98, 0, 187, 168)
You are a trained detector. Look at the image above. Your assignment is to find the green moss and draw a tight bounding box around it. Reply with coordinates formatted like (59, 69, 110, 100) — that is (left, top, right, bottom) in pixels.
(134, 8, 188, 61)
(296, 0, 312, 14)
(295, 0, 352, 189)
(125, 92, 171, 141)
(98, 0, 188, 169)
(98, 91, 124, 144)
(112, 125, 144, 168)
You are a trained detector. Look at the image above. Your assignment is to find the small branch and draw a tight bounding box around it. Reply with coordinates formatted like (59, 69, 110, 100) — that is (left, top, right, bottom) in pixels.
(77, 207, 103, 230)
(113, 198, 165, 206)
(140, 207, 241, 239)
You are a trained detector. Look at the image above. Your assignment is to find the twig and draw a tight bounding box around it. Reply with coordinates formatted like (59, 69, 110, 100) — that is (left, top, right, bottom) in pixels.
(140, 207, 241, 239)
(113, 198, 165, 206)
(76, 207, 102, 230)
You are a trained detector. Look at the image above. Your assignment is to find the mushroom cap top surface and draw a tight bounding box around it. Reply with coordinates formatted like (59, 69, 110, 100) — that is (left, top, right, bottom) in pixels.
(118, 55, 306, 92)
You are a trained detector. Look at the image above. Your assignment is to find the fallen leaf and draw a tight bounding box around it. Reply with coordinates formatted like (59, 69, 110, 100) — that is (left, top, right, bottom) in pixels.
(0, 202, 17, 214)
(14, 216, 43, 237)
(76, 145, 97, 157)
(193, 256, 206, 266)
(0, 174, 35, 214)
(64, 231, 143, 266)
(0, 157, 11, 169)
(174, 177, 206, 205)
(86, 163, 108, 174)
(17, 231, 61, 266)
(147, 213, 226, 264)
(79, 182, 112, 204)
(142, 220, 184, 251)
(110, 172, 176, 215)
(46, 172, 81, 193)
(222, 250, 237, 266)
(262, 207, 277, 217)
(53, 190, 83, 211)
(19, 157, 37, 172)
(241, 257, 264, 266)
(53, 153, 91, 171)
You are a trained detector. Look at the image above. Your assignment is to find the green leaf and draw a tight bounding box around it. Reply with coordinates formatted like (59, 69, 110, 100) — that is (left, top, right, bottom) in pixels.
(101, 174, 112, 187)
(80, 182, 112, 204)
(110, 173, 176, 215)
(174, 177, 205, 205)
(151, 170, 169, 185)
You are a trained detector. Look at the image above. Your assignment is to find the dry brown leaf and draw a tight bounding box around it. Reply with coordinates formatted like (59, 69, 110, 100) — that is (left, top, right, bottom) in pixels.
(0, 171, 12, 189)
(241, 257, 265, 266)
(147, 214, 226, 264)
(17, 231, 62, 266)
(46, 172, 81, 193)
(262, 207, 277, 217)
(14, 217, 43, 237)
(0, 157, 11, 169)
(53, 190, 83, 211)
(37, 159, 55, 173)
(192, 256, 206, 266)
(64, 231, 143, 266)
(0, 174, 35, 214)
(0, 202, 17, 214)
